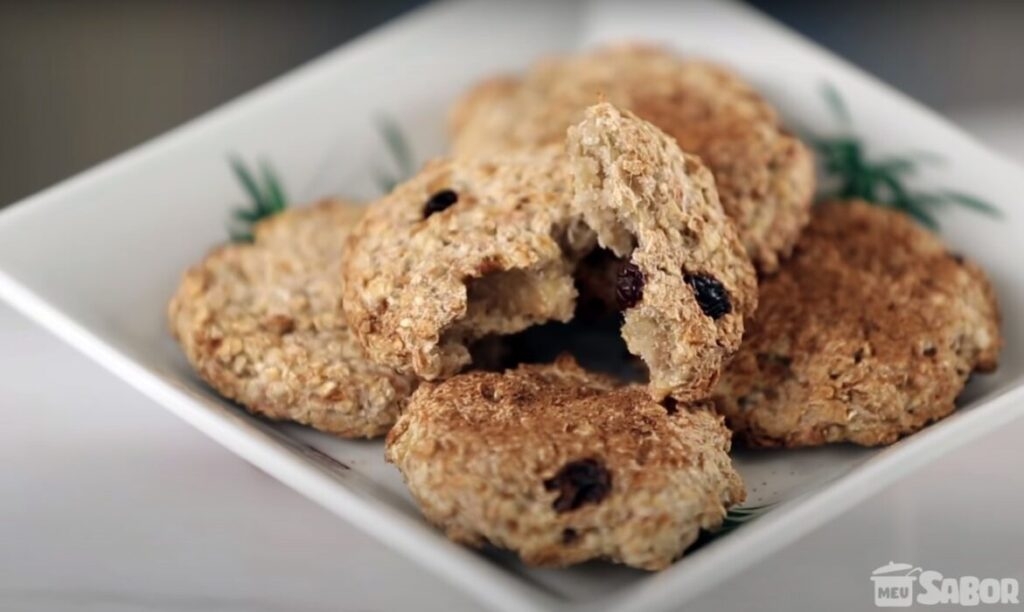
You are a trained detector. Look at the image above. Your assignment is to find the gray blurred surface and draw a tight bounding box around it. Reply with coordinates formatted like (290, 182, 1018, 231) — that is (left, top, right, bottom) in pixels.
(749, 0, 1024, 110)
(0, 1, 421, 207)
(1, 1, 1023, 207)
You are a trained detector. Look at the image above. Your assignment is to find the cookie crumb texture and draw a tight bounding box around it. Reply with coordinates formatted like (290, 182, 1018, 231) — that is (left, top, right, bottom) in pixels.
(386, 358, 745, 570)
(568, 103, 757, 401)
(450, 44, 815, 271)
(713, 201, 1002, 447)
(168, 200, 417, 438)
(343, 146, 594, 380)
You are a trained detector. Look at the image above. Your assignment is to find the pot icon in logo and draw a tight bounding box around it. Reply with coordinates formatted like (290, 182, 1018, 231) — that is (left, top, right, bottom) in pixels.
(872, 561, 922, 607)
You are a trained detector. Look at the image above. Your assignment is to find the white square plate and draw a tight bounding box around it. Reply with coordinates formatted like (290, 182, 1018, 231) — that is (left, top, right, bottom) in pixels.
(1, 2, 1022, 610)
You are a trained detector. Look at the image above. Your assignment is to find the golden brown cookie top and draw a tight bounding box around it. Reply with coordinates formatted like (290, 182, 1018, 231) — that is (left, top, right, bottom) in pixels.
(450, 43, 815, 271)
(392, 356, 649, 440)
(168, 199, 417, 438)
(569, 102, 757, 401)
(713, 201, 1002, 447)
(386, 357, 745, 570)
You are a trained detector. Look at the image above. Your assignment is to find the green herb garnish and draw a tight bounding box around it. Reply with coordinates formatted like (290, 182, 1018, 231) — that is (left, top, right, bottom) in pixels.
(225, 117, 415, 241)
(691, 503, 775, 549)
(372, 115, 415, 193)
(813, 83, 1000, 229)
(717, 503, 774, 536)
(227, 156, 288, 242)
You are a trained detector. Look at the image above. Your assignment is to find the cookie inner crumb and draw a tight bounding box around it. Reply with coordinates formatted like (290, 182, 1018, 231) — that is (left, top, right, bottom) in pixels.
(443, 263, 577, 349)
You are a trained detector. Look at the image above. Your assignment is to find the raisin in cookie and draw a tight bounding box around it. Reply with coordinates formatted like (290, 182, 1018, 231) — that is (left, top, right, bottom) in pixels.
(569, 103, 758, 401)
(451, 44, 815, 271)
(386, 357, 745, 570)
(712, 201, 1002, 447)
(343, 145, 595, 380)
(168, 200, 417, 438)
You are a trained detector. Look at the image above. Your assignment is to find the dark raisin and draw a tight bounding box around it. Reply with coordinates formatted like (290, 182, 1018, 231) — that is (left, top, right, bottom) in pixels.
(562, 528, 578, 544)
(616, 262, 645, 309)
(949, 252, 965, 265)
(923, 346, 937, 357)
(543, 459, 612, 513)
(264, 314, 295, 335)
(479, 382, 497, 401)
(853, 348, 865, 364)
(684, 273, 731, 319)
(423, 189, 458, 218)
(662, 397, 678, 415)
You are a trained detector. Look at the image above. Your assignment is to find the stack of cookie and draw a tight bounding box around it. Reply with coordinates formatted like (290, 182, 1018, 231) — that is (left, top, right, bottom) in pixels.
(168, 45, 1001, 571)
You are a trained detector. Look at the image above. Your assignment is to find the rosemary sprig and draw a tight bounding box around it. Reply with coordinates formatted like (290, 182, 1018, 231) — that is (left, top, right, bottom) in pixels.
(225, 118, 414, 240)
(717, 503, 774, 536)
(821, 82, 852, 127)
(227, 155, 288, 242)
(373, 115, 415, 193)
(813, 83, 1001, 228)
(691, 502, 775, 549)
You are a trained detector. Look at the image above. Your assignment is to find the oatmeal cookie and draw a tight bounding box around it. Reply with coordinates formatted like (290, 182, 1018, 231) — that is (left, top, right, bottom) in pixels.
(168, 199, 417, 438)
(712, 201, 1002, 447)
(450, 44, 815, 271)
(342, 145, 594, 380)
(569, 103, 758, 401)
(386, 357, 745, 570)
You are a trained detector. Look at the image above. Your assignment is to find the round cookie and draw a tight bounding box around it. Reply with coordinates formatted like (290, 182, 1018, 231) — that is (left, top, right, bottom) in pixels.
(448, 74, 522, 143)
(568, 103, 758, 401)
(343, 145, 595, 380)
(712, 201, 1002, 447)
(386, 357, 745, 570)
(450, 44, 815, 271)
(168, 199, 417, 438)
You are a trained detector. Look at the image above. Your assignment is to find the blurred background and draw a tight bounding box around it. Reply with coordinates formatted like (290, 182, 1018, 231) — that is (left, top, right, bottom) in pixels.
(2, 0, 1023, 207)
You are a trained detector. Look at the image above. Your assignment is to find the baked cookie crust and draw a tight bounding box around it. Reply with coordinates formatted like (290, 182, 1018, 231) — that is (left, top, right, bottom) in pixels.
(342, 146, 594, 380)
(168, 199, 417, 438)
(712, 201, 1002, 447)
(386, 357, 745, 570)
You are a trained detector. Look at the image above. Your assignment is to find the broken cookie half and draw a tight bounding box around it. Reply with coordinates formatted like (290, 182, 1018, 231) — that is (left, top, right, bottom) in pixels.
(568, 103, 758, 400)
(342, 145, 594, 380)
